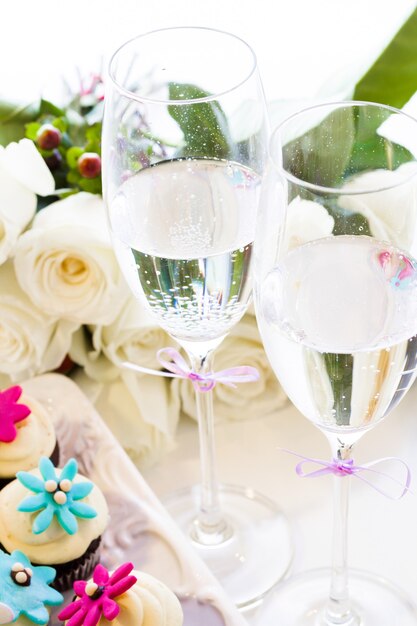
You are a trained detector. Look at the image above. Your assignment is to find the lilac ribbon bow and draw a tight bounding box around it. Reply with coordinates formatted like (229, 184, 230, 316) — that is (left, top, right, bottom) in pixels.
(120, 347, 259, 392)
(157, 347, 259, 392)
(281, 448, 412, 500)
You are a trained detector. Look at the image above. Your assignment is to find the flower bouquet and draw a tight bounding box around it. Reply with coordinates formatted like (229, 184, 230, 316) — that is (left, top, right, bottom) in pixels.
(0, 10, 416, 468)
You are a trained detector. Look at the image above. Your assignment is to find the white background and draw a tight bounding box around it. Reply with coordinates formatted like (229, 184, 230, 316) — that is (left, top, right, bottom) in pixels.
(1, 0, 416, 104)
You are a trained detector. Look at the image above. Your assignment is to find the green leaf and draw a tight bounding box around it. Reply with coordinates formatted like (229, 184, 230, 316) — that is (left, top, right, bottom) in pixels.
(67, 170, 82, 185)
(168, 83, 234, 159)
(353, 8, 417, 108)
(346, 106, 413, 174)
(36, 195, 60, 211)
(25, 122, 41, 141)
(52, 117, 68, 132)
(323, 353, 353, 426)
(39, 98, 65, 117)
(283, 108, 356, 189)
(0, 98, 40, 145)
(325, 200, 372, 237)
(85, 124, 101, 143)
(79, 177, 102, 194)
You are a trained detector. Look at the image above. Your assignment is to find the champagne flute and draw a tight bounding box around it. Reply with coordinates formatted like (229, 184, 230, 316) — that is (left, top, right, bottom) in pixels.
(102, 26, 292, 607)
(255, 101, 417, 624)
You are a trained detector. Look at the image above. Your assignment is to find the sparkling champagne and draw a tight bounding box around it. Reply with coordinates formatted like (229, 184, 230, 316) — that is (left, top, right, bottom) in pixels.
(258, 235, 417, 432)
(109, 158, 260, 342)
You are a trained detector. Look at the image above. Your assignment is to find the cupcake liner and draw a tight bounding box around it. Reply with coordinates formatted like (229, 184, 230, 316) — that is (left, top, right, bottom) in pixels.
(49, 440, 60, 467)
(49, 536, 102, 592)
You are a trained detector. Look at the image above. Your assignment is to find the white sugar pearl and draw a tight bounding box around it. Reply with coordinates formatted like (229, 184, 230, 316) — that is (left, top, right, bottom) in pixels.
(59, 479, 72, 492)
(26, 568, 33, 577)
(45, 480, 58, 493)
(11, 562, 23, 572)
(85, 582, 98, 597)
(53, 491, 67, 505)
(15, 572, 28, 584)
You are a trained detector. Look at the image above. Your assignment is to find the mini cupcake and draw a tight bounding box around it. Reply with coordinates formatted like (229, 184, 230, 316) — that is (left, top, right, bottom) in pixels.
(0, 385, 58, 488)
(0, 547, 63, 624)
(0, 456, 108, 591)
(58, 562, 183, 626)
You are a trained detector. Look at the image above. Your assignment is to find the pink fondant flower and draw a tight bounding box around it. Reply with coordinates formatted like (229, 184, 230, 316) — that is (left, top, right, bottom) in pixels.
(58, 563, 137, 626)
(0, 386, 31, 443)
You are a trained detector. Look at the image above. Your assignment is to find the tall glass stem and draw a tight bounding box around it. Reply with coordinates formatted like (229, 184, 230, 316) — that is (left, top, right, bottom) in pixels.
(188, 349, 233, 546)
(322, 437, 360, 626)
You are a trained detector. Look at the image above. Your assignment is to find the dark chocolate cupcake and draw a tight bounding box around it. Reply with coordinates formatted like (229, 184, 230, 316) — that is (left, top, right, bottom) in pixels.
(0, 456, 108, 591)
(0, 385, 59, 488)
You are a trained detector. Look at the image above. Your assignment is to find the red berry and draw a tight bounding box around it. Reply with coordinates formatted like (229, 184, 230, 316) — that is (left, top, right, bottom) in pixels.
(77, 152, 101, 179)
(36, 124, 62, 150)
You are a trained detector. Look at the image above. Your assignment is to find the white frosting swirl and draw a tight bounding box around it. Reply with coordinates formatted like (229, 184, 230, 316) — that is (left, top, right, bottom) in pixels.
(0, 394, 56, 478)
(0, 468, 108, 564)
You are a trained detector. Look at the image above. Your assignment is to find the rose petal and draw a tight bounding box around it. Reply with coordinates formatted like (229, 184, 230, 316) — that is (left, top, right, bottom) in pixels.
(0, 139, 55, 196)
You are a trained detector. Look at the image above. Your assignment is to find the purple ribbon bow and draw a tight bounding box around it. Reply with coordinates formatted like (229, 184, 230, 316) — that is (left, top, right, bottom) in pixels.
(120, 347, 259, 392)
(281, 449, 412, 500)
(157, 347, 260, 392)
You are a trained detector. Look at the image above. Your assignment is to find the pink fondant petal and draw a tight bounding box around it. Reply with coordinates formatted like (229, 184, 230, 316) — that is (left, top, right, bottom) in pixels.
(84, 603, 103, 626)
(102, 597, 120, 621)
(108, 575, 137, 599)
(10, 403, 31, 422)
(66, 606, 89, 626)
(1, 386, 22, 403)
(58, 599, 84, 620)
(93, 564, 109, 585)
(0, 420, 17, 443)
(108, 563, 134, 584)
(73, 580, 87, 596)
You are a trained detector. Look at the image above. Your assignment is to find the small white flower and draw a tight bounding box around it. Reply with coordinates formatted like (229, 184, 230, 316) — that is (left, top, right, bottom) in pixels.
(283, 196, 335, 252)
(338, 162, 417, 249)
(14, 192, 129, 325)
(0, 261, 77, 381)
(0, 139, 54, 264)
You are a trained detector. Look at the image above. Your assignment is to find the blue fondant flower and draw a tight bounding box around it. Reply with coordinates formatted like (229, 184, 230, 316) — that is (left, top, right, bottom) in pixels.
(17, 457, 97, 535)
(0, 548, 63, 624)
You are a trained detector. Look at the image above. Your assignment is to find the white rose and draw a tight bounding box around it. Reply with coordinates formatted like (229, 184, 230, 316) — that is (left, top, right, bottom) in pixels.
(0, 139, 54, 263)
(0, 260, 78, 381)
(338, 162, 417, 249)
(283, 196, 335, 252)
(69, 294, 174, 382)
(74, 370, 180, 470)
(14, 192, 128, 324)
(174, 314, 288, 421)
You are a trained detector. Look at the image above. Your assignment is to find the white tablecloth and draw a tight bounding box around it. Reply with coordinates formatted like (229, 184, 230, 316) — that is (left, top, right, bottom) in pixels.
(141, 379, 417, 622)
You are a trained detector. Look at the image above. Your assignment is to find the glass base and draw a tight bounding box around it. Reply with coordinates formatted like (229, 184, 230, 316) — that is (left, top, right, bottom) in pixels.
(163, 483, 293, 609)
(255, 568, 417, 625)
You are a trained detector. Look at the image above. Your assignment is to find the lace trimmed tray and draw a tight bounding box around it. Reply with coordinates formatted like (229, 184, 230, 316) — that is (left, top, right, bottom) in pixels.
(21, 373, 249, 626)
